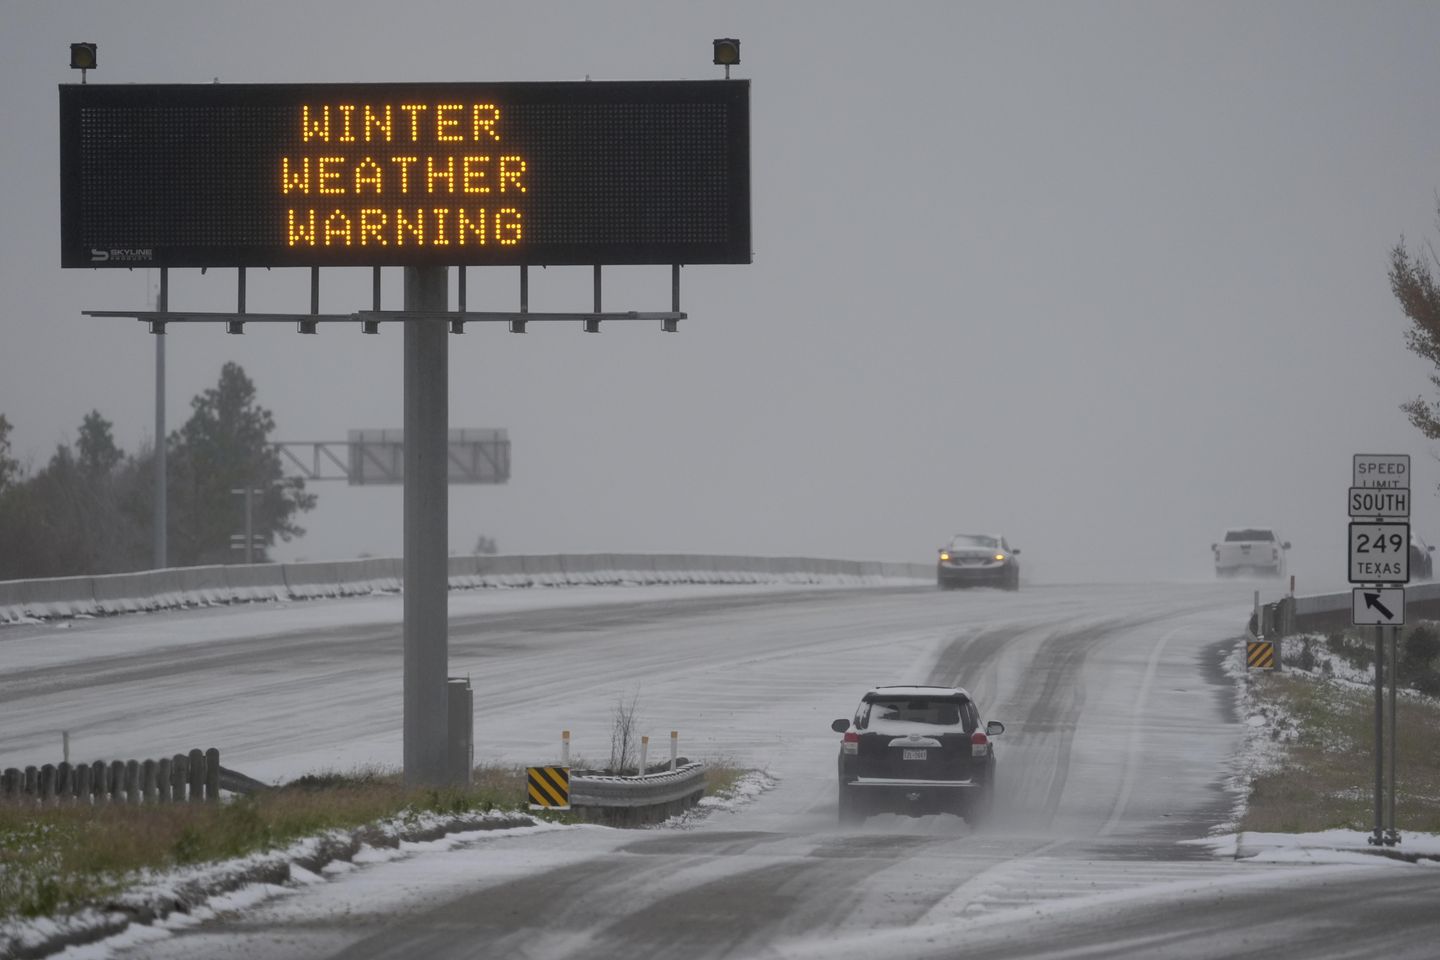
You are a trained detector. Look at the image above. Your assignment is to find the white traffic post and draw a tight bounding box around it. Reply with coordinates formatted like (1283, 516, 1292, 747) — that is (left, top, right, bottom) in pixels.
(670, 730, 678, 771)
(561, 730, 570, 766)
(640, 735, 649, 775)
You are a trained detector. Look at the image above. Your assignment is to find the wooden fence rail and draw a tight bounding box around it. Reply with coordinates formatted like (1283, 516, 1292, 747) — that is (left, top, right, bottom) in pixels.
(0, 747, 222, 806)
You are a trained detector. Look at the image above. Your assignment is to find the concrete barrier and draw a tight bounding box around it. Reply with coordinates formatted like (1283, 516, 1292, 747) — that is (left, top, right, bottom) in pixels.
(520, 554, 563, 588)
(605, 554, 652, 585)
(325, 559, 386, 597)
(0, 553, 932, 622)
(281, 561, 341, 600)
(472, 554, 524, 588)
(360, 557, 403, 592)
(0, 578, 28, 622)
(223, 563, 289, 603)
(18, 575, 96, 619)
(92, 570, 169, 615)
(448, 555, 481, 590)
(174, 564, 230, 606)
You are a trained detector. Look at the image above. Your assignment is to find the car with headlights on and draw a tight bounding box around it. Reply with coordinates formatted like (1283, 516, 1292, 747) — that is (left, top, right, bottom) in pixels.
(832, 684, 1003, 825)
(937, 533, 1020, 591)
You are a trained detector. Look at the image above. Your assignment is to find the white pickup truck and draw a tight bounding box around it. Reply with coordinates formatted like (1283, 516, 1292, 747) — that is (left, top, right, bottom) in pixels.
(1212, 528, 1290, 578)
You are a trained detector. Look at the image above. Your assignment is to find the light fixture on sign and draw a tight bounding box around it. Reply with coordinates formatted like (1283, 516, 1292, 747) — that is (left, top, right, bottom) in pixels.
(713, 38, 740, 78)
(69, 42, 97, 83)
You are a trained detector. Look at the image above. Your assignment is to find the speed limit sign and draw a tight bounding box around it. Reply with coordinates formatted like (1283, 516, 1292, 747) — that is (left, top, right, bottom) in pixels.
(1348, 521, 1410, 584)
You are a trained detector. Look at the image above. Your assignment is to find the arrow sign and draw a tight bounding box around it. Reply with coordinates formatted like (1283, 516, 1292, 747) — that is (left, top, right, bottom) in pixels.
(1353, 587, 1405, 625)
(1364, 592, 1394, 619)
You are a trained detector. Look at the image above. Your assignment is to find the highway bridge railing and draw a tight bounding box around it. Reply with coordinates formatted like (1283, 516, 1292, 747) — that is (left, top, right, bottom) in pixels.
(0, 554, 933, 622)
(1257, 580, 1440, 639)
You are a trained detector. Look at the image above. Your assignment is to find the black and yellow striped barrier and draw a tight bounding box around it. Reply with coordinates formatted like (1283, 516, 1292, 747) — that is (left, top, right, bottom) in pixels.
(527, 765, 570, 810)
(1247, 640, 1275, 670)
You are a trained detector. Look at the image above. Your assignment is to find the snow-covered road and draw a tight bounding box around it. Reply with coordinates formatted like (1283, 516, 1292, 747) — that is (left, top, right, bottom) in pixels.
(9, 579, 1440, 959)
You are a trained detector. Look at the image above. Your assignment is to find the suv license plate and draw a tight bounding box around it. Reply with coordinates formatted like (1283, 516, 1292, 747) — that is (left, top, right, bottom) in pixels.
(902, 749, 927, 760)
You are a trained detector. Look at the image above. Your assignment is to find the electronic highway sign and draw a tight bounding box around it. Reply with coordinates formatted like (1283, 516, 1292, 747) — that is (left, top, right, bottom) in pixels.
(59, 80, 750, 268)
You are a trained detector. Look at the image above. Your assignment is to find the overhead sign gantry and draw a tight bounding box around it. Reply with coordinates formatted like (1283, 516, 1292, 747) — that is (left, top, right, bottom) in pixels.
(60, 68, 752, 788)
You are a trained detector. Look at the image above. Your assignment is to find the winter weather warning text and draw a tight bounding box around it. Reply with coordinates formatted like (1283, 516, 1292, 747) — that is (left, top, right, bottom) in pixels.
(282, 103, 526, 249)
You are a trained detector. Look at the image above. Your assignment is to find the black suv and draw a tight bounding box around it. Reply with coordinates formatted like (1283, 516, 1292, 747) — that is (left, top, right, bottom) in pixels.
(831, 685, 1003, 825)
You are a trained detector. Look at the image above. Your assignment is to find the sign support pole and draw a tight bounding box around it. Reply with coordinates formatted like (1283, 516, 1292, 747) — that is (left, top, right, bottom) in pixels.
(1389, 625, 1400, 844)
(1372, 621, 1385, 845)
(403, 266, 450, 786)
(153, 268, 167, 569)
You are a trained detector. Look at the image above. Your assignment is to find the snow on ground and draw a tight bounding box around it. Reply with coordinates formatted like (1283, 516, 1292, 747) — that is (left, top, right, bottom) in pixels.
(6, 771, 780, 960)
(1213, 628, 1439, 860)
(7, 582, 1439, 959)
(0, 581, 916, 674)
(1184, 828, 1440, 864)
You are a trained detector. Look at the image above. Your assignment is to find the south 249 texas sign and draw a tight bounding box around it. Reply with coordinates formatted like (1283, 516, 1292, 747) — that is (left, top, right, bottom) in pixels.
(1349, 454, 1411, 586)
(59, 81, 750, 268)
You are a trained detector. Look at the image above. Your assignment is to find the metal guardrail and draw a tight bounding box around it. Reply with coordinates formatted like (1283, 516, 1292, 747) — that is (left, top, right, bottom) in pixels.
(1263, 581, 1440, 638)
(570, 762, 706, 809)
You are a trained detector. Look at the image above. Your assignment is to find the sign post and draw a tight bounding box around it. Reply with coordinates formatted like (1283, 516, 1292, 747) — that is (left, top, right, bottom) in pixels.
(1351, 453, 1409, 847)
(59, 76, 753, 787)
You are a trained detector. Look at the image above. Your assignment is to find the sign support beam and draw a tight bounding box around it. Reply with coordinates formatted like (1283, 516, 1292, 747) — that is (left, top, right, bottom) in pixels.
(403, 266, 449, 786)
(1373, 623, 1385, 846)
(1389, 626, 1401, 845)
(153, 268, 167, 569)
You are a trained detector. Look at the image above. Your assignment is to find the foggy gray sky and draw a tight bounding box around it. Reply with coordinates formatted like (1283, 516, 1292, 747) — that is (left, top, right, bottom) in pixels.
(3, 1, 1439, 587)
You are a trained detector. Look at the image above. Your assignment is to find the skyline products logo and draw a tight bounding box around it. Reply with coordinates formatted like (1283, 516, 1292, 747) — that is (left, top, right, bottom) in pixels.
(91, 247, 154, 263)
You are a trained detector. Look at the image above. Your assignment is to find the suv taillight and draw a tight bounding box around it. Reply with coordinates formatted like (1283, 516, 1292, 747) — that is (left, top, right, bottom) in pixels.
(842, 731, 859, 755)
(971, 730, 989, 757)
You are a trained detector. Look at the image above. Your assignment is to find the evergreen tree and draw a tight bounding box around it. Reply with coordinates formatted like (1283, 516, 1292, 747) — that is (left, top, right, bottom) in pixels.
(0, 414, 16, 493)
(167, 362, 315, 566)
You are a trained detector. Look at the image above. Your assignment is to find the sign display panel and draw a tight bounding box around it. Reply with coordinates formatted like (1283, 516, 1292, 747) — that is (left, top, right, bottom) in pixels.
(1348, 521, 1410, 584)
(1353, 454, 1410, 489)
(1353, 587, 1405, 626)
(1348, 486, 1410, 519)
(59, 81, 750, 268)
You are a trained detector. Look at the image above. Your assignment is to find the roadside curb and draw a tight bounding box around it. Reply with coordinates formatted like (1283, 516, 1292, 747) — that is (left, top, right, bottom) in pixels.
(1230, 831, 1440, 865)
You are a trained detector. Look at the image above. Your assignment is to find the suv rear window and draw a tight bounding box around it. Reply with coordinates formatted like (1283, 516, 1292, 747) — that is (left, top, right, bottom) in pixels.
(1224, 529, 1275, 542)
(861, 696, 976, 732)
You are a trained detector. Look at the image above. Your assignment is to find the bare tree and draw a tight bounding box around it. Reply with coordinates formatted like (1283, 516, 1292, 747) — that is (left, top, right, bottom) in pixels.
(608, 691, 642, 775)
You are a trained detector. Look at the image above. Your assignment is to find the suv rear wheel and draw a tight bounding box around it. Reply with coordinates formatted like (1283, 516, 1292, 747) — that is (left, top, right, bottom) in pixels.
(838, 784, 865, 824)
(964, 774, 995, 826)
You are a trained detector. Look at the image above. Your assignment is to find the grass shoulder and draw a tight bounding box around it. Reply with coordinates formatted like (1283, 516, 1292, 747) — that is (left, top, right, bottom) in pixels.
(1242, 629, 1440, 834)
(0, 765, 528, 921)
(1, 757, 753, 924)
